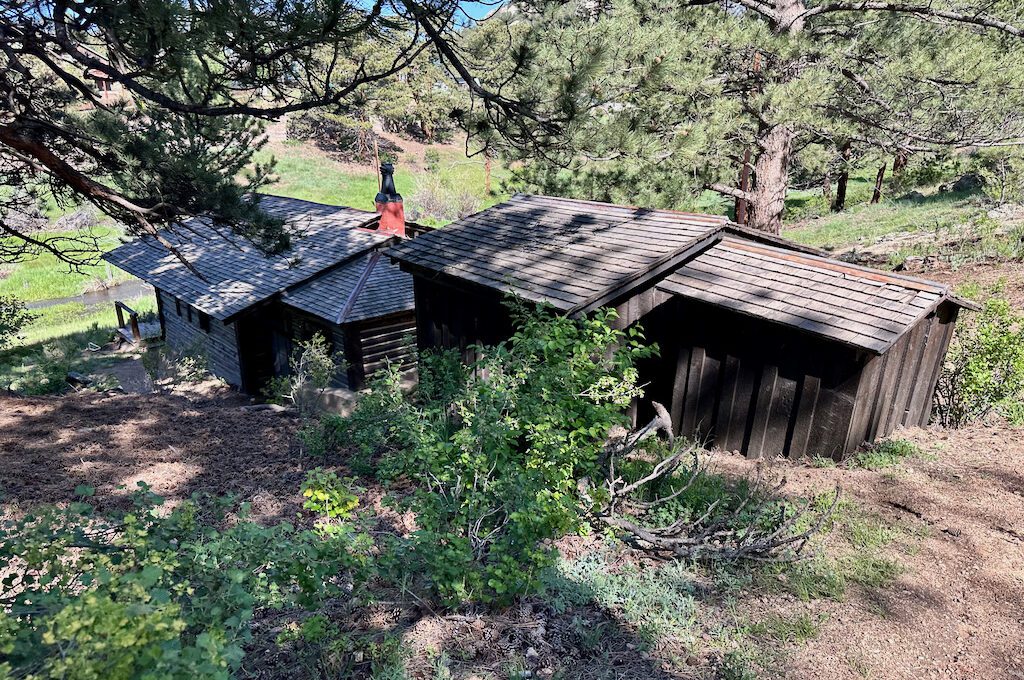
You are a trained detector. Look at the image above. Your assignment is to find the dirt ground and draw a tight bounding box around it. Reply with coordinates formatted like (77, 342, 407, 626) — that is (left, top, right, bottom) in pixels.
(1, 386, 1021, 679)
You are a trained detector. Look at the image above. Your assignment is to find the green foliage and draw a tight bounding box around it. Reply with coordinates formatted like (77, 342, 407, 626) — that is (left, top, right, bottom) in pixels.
(974, 149, 1024, 204)
(745, 613, 822, 644)
(301, 468, 361, 520)
(935, 297, 1024, 427)
(547, 553, 698, 642)
(350, 303, 653, 605)
(0, 295, 33, 350)
(851, 439, 921, 470)
(0, 485, 372, 679)
(282, 333, 343, 417)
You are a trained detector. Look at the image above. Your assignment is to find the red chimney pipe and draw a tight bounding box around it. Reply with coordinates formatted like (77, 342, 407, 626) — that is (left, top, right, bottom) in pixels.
(375, 162, 405, 237)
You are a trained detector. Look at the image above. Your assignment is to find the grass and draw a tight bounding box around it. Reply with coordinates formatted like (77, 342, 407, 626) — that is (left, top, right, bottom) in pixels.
(255, 142, 508, 219)
(851, 438, 922, 470)
(783, 190, 987, 251)
(1, 293, 156, 392)
(16, 294, 156, 346)
(745, 612, 823, 644)
(0, 226, 133, 303)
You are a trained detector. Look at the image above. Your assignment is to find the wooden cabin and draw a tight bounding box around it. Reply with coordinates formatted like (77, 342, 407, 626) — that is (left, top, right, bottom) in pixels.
(104, 167, 419, 393)
(387, 194, 974, 460)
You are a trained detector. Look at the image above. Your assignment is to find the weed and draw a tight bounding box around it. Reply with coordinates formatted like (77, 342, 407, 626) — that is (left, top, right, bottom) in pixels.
(851, 439, 921, 470)
(809, 455, 837, 468)
(746, 613, 822, 644)
(548, 552, 699, 643)
(845, 514, 899, 550)
(840, 554, 903, 588)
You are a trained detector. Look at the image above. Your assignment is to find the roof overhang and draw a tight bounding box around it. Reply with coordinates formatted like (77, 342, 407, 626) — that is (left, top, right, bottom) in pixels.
(566, 227, 725, 318)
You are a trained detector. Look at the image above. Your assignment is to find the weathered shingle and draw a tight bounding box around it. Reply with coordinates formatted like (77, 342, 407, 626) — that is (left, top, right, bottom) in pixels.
(658, 237, 949, 353)
(386, 193, 729, 310)
(104, 195, 388, 320)
(283, 253, 415, 324)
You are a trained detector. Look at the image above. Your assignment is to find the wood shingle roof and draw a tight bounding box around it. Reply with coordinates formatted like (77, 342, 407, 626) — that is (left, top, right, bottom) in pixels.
(388, 193, 968, 354)
(386, 193, 729, 312)
(659, 238, 951, 353)
(104, 195, 394, 321)
(283, 252, 415, 324)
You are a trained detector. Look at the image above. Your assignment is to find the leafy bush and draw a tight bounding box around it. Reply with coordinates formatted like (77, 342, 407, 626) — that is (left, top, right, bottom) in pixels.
(266, 333, 343, 417)
(408, 174, 481, 226)
(143, 343, 210, 384)
(301, 468, 361, 520)
(348, 303, 653, 605)
(0, 485, 372, 679)
(0, 295, 33, 350)
(934, 297, 1024, 427)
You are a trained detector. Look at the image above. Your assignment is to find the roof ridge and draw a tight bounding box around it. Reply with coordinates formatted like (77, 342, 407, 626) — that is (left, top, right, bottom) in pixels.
(513, 192, 730, 221)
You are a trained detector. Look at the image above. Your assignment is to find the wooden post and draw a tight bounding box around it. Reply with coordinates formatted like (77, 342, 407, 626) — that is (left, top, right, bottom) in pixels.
(130, 313, 141, 342)
(115, 302, 125, 329)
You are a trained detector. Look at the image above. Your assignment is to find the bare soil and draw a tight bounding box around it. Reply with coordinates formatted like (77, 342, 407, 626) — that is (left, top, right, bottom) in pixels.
(2, 386, 1021, 679)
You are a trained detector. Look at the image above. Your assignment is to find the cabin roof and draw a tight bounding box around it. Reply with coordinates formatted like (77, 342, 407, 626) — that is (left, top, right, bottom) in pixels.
(386, 193, 729, 312)
(388, 193, 970, 354)
(659, 237, 954, 353)
(104, 195, 401, 321)
(283, 252, 415, 324)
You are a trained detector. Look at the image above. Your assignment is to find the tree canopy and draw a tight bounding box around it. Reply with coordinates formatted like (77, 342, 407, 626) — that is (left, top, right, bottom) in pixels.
(0, 0, 533, 266)
(472, 0, 1024, 232)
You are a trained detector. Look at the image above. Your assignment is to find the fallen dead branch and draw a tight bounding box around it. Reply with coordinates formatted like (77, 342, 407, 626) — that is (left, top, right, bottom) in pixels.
(583, 402, 841, 562)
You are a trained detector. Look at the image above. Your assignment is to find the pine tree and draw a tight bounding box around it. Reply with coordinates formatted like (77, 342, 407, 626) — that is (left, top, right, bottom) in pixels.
(470, 0, 1024, 232)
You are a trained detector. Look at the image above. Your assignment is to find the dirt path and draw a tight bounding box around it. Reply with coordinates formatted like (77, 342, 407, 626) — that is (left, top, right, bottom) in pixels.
(1, 390, 1021, 678)
(765, 423, 1024, 680)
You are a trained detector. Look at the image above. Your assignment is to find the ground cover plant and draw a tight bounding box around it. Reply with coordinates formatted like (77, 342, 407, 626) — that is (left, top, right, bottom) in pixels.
(0, 484, 374, 680)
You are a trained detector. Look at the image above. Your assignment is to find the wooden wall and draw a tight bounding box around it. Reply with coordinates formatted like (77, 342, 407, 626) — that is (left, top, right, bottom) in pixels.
(156, 288, 243, 387)
(342, 311, 418, 388)
(846, 300, 959, 445)
(412, 275, 515, 363)
(635, 296, 869, 459)
(407, 271, 958, 460)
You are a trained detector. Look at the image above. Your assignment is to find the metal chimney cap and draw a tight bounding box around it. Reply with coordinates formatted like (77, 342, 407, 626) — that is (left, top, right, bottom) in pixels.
(375, 163, 402, 203)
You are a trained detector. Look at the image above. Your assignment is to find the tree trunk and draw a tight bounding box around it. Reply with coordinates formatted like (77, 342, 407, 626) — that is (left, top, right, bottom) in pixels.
(831, 141, 852, 212)
(735, 147, 753, 225)
(485, 154, 492, 195)
(893, 150, 909, 175)
(822, 172, 833, 204)
(871, 162, 887, 204)
(747, 125, 794, 234)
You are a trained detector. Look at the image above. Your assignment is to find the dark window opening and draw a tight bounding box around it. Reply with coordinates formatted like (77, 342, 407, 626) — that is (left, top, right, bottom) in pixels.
(187, 306, 193, 323)
(199, 311, 211, 332)
(175, 298, 181, 316)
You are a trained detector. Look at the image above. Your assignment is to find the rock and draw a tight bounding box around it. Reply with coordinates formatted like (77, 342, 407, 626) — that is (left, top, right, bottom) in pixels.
(898, 190, 927, 202)
(66, 371, 92, 387)
(951, 173, 984, 194)
(526, 646, 539, 659)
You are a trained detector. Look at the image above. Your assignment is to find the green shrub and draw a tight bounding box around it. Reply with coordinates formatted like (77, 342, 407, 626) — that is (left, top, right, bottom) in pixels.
(0, 485, 373, 679)
(301, 468, 360, 520)
(0, 295, 33, 350)
(13, 343, 72, 395)
(349, 302, 653, 605)
(934, 297, 1024, 427)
